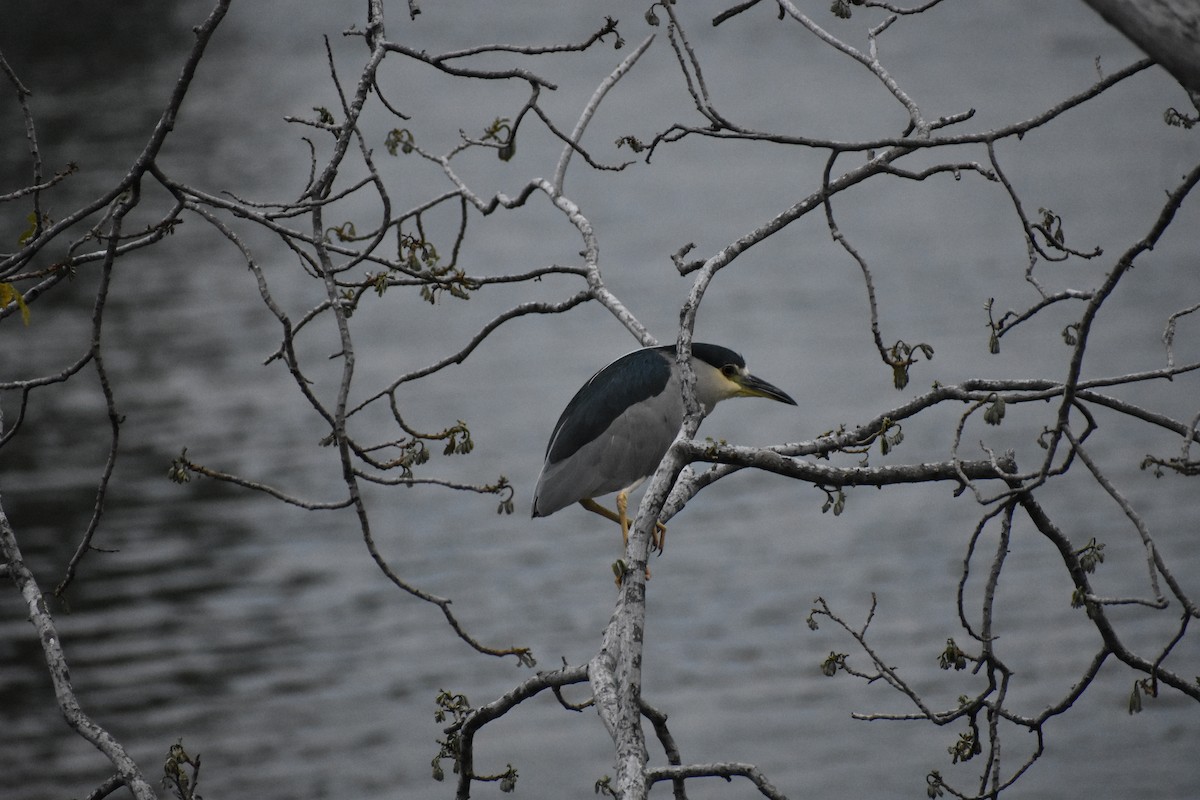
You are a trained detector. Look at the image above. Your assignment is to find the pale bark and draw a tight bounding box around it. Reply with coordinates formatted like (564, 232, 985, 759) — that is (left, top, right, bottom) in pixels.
(1082, 0, 1200, 95)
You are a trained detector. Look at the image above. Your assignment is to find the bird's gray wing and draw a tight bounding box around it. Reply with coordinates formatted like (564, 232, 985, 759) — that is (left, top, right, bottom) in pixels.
(543, 348, 671, 464)
(533, 348, 677, 516)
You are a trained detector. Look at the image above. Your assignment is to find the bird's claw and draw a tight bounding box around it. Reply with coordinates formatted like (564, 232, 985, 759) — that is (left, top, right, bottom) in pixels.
(651, 521, 667, 556)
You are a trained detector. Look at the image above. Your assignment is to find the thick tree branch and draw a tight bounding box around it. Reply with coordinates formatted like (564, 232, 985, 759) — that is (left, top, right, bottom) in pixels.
(1081, 0, 1200, 93)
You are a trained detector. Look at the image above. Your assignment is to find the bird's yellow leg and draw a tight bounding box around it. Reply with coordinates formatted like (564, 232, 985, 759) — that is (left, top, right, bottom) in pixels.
(578, 497, 668, 555)
(578, 495, 650, 583)
(579, 497, 622, 525)
(616, 490, 630, 548)
(577, 494, 635, 549)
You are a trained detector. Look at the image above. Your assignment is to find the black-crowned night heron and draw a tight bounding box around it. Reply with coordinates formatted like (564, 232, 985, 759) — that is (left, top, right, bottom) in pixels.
(532, 343, 796, 561)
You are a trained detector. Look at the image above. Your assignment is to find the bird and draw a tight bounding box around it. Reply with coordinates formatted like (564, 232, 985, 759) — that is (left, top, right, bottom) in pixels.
(532, 342, 796, 565)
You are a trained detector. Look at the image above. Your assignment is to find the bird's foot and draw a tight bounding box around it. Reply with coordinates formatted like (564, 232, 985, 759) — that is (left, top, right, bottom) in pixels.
(651, 521, 667, 556)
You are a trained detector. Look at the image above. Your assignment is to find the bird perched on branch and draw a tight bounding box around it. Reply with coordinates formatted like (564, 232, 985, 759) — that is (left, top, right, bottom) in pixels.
(532, 342, 796, 566)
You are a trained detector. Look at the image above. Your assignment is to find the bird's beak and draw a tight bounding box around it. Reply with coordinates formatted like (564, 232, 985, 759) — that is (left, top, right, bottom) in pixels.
(736, 373, 797, 405)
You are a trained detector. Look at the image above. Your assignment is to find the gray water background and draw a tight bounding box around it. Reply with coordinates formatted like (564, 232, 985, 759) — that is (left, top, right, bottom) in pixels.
(1, 1, 1198, 798)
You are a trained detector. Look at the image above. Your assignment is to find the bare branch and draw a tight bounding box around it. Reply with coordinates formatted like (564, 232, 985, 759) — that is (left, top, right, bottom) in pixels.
(553, 34, 654, 193)
(1, 506, 157, 799)
(646, 762, 788, 800)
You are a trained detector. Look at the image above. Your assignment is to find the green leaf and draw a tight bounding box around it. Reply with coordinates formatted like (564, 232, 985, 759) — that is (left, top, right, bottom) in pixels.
(384, 128, 415, 156)
(821, 651, 846, 676)
(983, 395, 1005, 425)
(0, 283, 31, 325)
(18, 211, 48, 245)
(1077, 538, 1106, 573)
